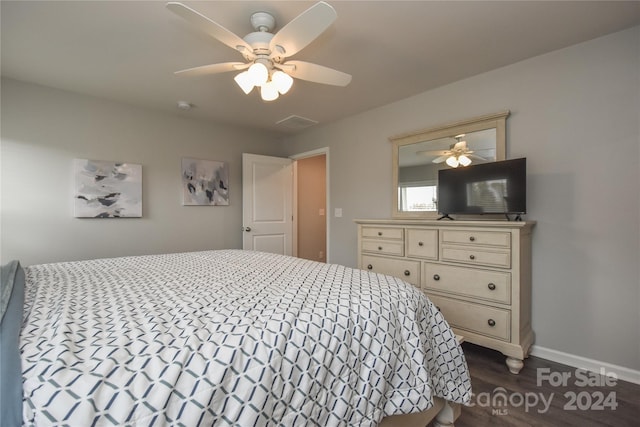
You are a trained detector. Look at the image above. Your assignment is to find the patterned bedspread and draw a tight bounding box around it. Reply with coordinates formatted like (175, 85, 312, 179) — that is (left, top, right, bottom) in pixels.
(20, 250, 471, 426)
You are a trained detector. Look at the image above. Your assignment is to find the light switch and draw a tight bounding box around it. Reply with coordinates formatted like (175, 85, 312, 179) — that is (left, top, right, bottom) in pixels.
(319, 208, 325, 216)
(334, 208, 343, 217)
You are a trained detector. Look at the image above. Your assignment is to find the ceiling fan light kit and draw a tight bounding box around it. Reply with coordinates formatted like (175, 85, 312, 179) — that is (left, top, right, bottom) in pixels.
(167, 1, 351, 102)
(458, 154, 472, 167)
(445, 156, 460, 168)
(232, 59, 294, 101)
(247, 61, 269, 86)
(234, 71, 255, 94)
(432, 134, 483, 168)
(260, 81, 279, 101)
(272, 70, 293, 94)
(444, 150, 472, 168)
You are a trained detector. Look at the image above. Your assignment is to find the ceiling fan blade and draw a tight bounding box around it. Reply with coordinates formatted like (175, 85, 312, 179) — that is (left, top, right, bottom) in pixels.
(432, 154, 450, 163)
(269, 2, 336, 58)
(167, 2, 253, 56)
(285, 60, 351, 86)
(174, 62, 247, 77)
(469, 154, 487, 161)
(417, 149, 448, 156)
(432, 155, 448, 164)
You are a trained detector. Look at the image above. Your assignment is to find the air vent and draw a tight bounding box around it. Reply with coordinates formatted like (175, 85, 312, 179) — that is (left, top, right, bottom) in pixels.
(276, 115, 319, 130)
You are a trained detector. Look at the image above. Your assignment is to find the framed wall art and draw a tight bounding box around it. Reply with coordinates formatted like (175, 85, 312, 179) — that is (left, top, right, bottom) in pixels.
(74, 159, 142, 218)
(181, 157, 229, 206)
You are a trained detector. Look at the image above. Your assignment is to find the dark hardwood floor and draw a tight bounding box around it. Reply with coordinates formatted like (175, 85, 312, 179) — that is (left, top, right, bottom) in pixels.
(441, 343, 640, 427)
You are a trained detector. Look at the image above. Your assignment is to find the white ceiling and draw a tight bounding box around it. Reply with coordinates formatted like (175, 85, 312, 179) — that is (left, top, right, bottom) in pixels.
(2, 1, 639, 136)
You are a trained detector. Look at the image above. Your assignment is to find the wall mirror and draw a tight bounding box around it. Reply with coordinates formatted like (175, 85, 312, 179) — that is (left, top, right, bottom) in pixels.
(390, 111, 510, 218)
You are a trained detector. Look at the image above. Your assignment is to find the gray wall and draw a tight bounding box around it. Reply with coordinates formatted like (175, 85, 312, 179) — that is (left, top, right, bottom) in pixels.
(282, 26, 640, 371)
(1, 78, 284, 265)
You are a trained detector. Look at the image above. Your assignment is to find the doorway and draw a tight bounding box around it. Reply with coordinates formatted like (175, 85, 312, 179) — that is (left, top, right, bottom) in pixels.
(291, 148, 329, 263)
(242, 149, 329, 261)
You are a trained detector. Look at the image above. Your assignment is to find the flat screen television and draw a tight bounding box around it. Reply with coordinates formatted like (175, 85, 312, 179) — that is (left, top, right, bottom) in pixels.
(437, 158, 526, 219)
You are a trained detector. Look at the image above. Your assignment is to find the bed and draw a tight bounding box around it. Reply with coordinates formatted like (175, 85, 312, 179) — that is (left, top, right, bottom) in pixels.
(1, 250, 471, 426)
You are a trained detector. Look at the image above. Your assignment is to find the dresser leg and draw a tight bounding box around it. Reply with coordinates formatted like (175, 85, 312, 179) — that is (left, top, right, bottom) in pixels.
(433, 401, 461, 427)
(506, 357, 524, 374)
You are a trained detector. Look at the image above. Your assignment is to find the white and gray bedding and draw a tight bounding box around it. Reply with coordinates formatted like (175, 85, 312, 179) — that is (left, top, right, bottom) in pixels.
(17, 250, 471, 426)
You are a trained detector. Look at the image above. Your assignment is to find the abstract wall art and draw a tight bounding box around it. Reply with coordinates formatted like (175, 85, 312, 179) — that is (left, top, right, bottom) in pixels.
(181, 158, 229, 206)
(74, 159, 142, 218)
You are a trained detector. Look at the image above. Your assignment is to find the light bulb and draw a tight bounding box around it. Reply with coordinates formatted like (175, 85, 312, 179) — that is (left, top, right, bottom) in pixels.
(446, 156, 459, 168)
(458, 155, 472, 166)
(248, 62, 268, 86)
(272, 70, 293, 95)
(260, 81, 279, 101)
(234, 71, 254, 94)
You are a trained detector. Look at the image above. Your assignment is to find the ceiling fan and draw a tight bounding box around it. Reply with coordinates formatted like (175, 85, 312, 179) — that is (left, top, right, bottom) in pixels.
(430, 134, 486, 167)
(166, 1, 352, 101)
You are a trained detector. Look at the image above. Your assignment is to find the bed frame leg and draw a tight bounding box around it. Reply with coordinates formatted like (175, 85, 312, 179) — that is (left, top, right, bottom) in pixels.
(433, 401, 461, 427)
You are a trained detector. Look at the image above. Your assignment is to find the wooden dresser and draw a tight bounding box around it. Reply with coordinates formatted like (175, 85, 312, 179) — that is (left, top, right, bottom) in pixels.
(355, 219, 535, 374)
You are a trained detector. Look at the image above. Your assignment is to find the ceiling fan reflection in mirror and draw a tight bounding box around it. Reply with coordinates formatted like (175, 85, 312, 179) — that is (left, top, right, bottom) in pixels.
(167, 1, 352, 101)
(419, 134, 488, 168)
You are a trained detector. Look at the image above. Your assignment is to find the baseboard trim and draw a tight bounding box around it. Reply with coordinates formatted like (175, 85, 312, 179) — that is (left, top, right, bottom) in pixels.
(530, 345, 640, 385)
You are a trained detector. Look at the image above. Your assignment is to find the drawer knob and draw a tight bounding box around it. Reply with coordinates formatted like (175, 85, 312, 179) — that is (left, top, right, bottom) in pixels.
(469, 254, 475, 260)
(367, 264, 373, 270)
(378, 246, 383, 251)
(433, 274, 440, 281)
(469, 236, 476, 242)
(404, 270, 410, 276)
(378, 231, 383, 236)
(418, 241, 424, 247)
(488, 283, 496, 291)
(487, 319, 496, 327)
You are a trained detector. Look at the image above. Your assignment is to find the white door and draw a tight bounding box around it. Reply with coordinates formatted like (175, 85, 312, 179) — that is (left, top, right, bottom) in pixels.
(242, 153, 293, 255)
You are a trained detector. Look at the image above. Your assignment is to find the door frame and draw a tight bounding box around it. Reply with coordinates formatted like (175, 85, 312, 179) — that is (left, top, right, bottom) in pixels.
(290, 147, 330, 262)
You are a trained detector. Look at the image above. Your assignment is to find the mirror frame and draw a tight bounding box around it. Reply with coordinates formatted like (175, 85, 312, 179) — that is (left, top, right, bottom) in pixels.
(390, 110, 510, 219)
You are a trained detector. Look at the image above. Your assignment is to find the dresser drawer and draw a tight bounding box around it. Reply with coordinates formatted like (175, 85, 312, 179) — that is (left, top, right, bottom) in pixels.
(361, 226, 403, 240)
(441, 246, 511, 268)
(406, 228, 438, 260)
(362, 240, 404, 256)
(361, 255, 419, 286)
(441, 229, 511, 248)
(429, 295, 511, 341)
(423, 263, 511, 304)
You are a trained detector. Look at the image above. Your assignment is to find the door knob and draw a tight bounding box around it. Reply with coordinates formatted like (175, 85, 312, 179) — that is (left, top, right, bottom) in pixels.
(243, 227, 252, 232)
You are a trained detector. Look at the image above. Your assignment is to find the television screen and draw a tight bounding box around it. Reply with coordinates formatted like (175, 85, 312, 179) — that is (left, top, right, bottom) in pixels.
(437, 158, 526, 216)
